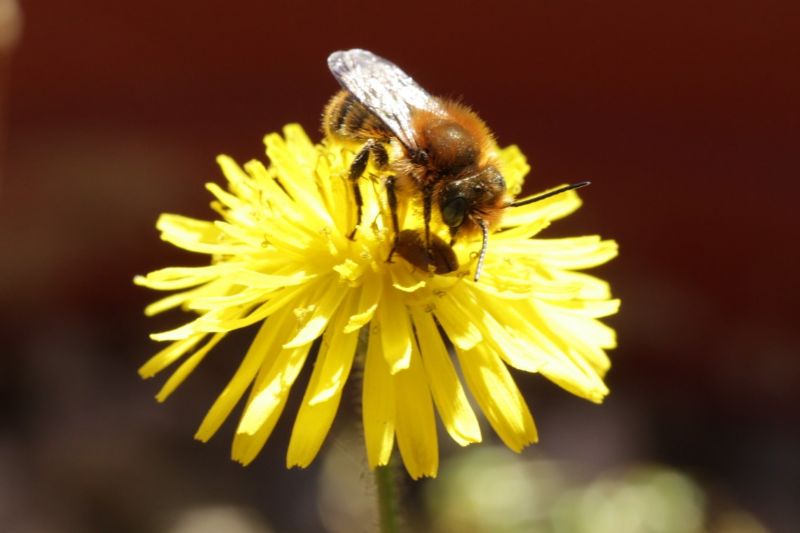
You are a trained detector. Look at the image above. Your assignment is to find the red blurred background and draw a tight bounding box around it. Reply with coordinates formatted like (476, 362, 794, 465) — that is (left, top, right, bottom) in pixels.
(1, 1, 798, 531)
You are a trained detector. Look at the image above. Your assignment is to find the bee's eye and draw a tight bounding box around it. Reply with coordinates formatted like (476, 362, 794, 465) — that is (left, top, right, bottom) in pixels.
(442, 197, 467, 228)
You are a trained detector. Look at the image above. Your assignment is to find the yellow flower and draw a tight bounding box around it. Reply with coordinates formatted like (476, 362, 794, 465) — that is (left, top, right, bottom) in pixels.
(135, 124, 618, 479)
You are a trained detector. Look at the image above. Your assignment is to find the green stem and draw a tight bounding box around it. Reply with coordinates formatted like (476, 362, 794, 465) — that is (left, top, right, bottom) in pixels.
(374, 463, 399, 533)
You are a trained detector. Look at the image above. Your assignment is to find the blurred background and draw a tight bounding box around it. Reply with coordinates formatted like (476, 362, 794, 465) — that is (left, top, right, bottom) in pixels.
(1, 1, 797, 531)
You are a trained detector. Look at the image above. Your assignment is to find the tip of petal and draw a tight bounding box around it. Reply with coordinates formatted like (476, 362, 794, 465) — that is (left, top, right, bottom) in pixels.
(587, 386, 610, 404)
(193, 429, 212, 443)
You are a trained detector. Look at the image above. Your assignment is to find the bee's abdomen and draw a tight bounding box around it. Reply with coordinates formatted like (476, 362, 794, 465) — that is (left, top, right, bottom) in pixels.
(323, 90, 393, 142)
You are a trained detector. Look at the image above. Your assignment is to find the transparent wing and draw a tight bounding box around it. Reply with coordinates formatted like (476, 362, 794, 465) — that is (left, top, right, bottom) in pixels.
(327, 49, 444, 150)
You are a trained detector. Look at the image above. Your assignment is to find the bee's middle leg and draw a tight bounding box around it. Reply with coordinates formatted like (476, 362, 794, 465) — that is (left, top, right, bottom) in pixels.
(385, 175, 400, 262)
(347, 140, 389, 240)
(422, 185, 434, 256)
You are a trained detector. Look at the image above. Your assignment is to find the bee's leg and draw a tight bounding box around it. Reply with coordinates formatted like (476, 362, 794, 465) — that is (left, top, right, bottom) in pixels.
(385, 176, 400, 262)
(370, 142, 389, 170)
(422, 185, 434, 256)
(346, 184, 363, 240)
(348, 140, 389, 240)
(347, 141, 374, 240)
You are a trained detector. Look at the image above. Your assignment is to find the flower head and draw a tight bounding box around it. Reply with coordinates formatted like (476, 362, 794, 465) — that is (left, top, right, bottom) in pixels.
(136, 124, 618, 479)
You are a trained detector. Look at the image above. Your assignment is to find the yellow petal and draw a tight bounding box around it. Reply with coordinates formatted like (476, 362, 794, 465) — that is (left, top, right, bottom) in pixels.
(232, 342, 314, 465)
(206, 284, 307, 332)
(240, 160, 296, 215)
(224, 269, 314, 290)
(156, 214, 253, 255)
(376, 287, 412, 373)
(344, 272, 382, 333)
(264, 132, 332, 228)
(548, 270, 614, 300)
(205, 180, 246, 213)
(186, 287, 271, 312)
(496, 236, 619, 270)
(216, 155, 254, 199)
(285, 302, 359, 468)
(456, 344, 538, 452)
(195, 307, 295, 442)
(541, 297, 620, 320)
(134, 264, 234, 291)
(497, 144, 530, 196)
(155, 333, 225, 402)
(150, 303, 250, 341)
(362, 326, 395, 468)
(283, 278, 348, 348)
(432, 290, 482, 351)
(468, 288, 553, 373)
(409, 307, 481, 446)
(307, 291, 360, 405)
(142, 278, 234, 316)
(212, 220, 271, 248)
(314, 151, 350, 236)
(539, 354, 610, 403)
(390, 265, 427, 292)
(516, 301, 611, 401)
(394, 335, 438, 479)
(156, 213, 219, 242)
(541, 300, 618, 349)
(493, 217, 551, 241)
(138, 334, 205, 378)
(283, 124, 318, 165)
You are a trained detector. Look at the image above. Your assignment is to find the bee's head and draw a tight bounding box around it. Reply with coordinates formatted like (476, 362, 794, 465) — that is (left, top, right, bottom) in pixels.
(439, 166, 506, 232)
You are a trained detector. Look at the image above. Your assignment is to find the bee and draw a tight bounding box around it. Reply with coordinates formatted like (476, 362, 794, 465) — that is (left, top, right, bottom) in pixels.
(323, 49, 587, 281)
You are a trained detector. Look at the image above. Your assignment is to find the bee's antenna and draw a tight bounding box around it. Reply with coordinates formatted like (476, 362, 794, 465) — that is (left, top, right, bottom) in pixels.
(509, 181, 591, 208)
(474, 219, 489, 282)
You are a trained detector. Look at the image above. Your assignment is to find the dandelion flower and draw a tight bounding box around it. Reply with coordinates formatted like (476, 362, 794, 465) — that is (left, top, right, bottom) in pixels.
(136, 124, 618, 479)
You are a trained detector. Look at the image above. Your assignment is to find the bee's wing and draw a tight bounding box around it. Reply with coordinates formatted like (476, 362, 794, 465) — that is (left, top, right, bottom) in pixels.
(328, 49, 444, 150)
